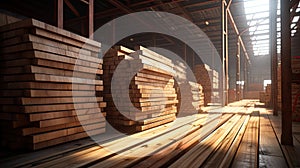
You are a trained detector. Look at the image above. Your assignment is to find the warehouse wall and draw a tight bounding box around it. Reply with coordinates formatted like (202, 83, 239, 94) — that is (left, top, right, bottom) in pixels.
(249, 55, 271, 84)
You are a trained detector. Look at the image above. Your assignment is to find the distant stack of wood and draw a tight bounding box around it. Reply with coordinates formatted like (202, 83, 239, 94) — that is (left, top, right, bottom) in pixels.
(177, 81, 204, 115)
(228, 89, 236, 103)
(259, 84, 271, 106)
(292, 83, 300, 121)
(277, 63, 282, 110)
(292, 58, 300, 121)
(173, 61, 204, 114)
(193, 64, 220, 105)
(0, 19, 106, 150)
(103, 46, 177, 133)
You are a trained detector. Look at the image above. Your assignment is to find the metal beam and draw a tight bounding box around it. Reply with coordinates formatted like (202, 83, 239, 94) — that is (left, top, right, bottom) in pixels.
(221, 0, 229, 106)
(281, 0, 293, 146)
(236, 38, 241, 101)
(88, 0, 94, 39)
(56, 0, 63, 28)
(270, 0, 278, 115)
(227, 10, 250, 64)
(173, 2, 193, 21)
(64, 0, 80, 17)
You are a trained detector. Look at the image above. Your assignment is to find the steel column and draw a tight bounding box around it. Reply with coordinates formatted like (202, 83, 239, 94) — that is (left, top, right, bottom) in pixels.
(56, 0, 63, 28)
(221, 0, 229, 106)
(236, 38, 241, 101)
(270, 0, 278, 115)
(88, 0, 94, 39)
(280, 0, 293, 146)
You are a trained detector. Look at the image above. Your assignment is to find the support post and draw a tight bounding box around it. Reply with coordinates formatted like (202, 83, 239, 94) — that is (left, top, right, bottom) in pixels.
(270, 0, 278, 115)
(236, 37, 241, 101)
(244, 56, 247, 99)
(281, 0, 293, 146)
(222, 0, 229, 106)
(56, 0, 63, 28)
(88, 0, 94, 39)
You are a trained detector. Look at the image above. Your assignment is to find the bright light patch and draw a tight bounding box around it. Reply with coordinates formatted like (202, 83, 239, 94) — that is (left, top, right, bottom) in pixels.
(244, 0, 270, 56)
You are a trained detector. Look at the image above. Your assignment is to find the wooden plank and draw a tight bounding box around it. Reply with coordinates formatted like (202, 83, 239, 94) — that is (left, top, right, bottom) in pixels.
(231, 111, 260, 168)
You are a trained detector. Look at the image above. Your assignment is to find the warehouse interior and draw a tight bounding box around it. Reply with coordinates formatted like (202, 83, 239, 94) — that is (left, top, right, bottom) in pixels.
(0, 0, 300, 167)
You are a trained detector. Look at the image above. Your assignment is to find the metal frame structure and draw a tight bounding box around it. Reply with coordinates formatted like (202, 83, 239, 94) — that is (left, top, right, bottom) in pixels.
(281, 0, 293, 146)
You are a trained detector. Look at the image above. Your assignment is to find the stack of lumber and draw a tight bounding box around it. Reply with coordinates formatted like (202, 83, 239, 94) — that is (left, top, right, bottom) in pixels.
(292, 83, 300, 121)
(228, 89, 236, 103)
(193, 64, 220, 105)
(259, 92, 266, 103)
(176, 81, 204, 116)
(173, 60, 204, 114)
(265, 84, 271, 107)
(0, 19, 106, 150)
(103, 46, 177, 133)
(0, 100, 261, 168)
(292, 57, 300, 121)
(292, 57, 300, 74)
(278, 63, 282, 110)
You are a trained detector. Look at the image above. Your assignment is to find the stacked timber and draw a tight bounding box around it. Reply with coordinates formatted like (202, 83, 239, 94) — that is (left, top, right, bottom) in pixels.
(177, 81, 204, 115)
(292, 57, 300, 121)
(292, 83, 300, 121)
(278, 63, 282, 110)
(193, 64, 220, 105)
(292, 57, 300, 73)
(259, 92, 266, 103)
(103, 46, 177, 133)
(228, 89, 236, 103)
(0, 19, 106, 150)
(265, 84, 271, 107)
(173, 60, 204, 114)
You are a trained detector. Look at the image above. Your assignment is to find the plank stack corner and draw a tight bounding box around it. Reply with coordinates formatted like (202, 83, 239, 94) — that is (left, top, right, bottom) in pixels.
(292, 57, 300, 121)
(193, 64, 220, 106)
(103, 46, 177, 133)
(0, 19, 106, 150)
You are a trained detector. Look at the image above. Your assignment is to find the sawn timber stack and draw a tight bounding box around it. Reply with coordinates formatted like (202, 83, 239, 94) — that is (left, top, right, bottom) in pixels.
(0, 19, 106, 150)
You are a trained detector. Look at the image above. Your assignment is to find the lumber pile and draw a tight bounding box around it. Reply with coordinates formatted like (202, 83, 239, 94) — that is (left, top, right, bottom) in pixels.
(0, 19, 106, 150)
(292, 57, 300, 121)
(278, 60, 300, 121)
(193, 64, 220, 105)
(176, 81, 204, 116)
(0, 100, 260, 167)
(228, 89, 236, 103)
(103, 46, 177, 133)
(292, 83, 300, 121)
(278, 63, 282, 110)
(292, 57, 300, 74)
(173, 60, 204, 115)
(259, 84, 271, 107)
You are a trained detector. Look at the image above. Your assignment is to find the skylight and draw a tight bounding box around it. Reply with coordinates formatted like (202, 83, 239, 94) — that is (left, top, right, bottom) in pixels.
(244, 0, 299, 55)
(244, 0, 270, 56)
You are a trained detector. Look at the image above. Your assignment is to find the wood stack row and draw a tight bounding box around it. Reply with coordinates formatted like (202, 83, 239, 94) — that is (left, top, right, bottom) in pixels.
(278, 59, 300, 121)
(103, 46, 177, 133)
(292, 57, 300, 121)
(292, 57, 300, 74)
(292, 83, 300, 121)
(278, 63, 282, 110)
(173, 61, 204, 115)
(193, 64, 220, 105)
(0, 19, 106, 150)
(177, 81, 204, 116)
(259, 84, 271, 106)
